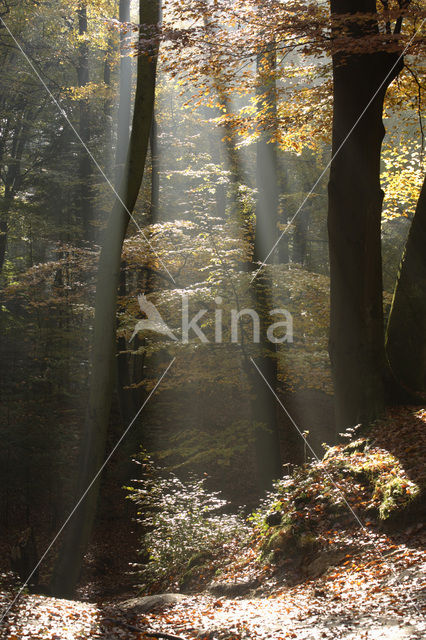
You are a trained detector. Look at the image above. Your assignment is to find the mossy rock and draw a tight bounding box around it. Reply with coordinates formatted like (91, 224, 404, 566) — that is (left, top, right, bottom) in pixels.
(378, 478, 422, 522)
(262, 525, 319, 566)
(382, 491, 425, 529)
(347, 466, 374, 484)
(179, 550, 217, 592)
(263, 525, 295, 554)
(296, 532, 318, 554)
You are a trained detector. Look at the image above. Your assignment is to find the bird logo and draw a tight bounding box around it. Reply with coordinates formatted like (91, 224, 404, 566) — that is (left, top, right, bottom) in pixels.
(130, 294, 177, 342)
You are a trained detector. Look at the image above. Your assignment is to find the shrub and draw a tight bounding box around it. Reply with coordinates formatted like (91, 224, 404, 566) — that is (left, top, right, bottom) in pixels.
(127, 454, 248, 592)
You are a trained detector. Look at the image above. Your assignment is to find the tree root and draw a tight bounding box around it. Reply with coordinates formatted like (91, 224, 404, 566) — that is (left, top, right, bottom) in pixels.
(103, 617, 186, 640)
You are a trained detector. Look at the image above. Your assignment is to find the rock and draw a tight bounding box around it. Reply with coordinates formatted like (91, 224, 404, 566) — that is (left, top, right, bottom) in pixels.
(119, 593, 187, 613)
(192, 630, 240, 640)
(265, 511, 282, 527)
(207, 579, 259, 597)
(303, 547, 358, 579)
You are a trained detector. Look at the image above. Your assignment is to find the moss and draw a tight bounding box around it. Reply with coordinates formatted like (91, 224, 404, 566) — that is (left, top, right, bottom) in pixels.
(342, 438, 370, 454)
(347, 466, 374, 484)
(263, 525, 294, 552)
(377, 477, 420, 520)
(261, 523, 319, 564)
(253, 421, 424, 571)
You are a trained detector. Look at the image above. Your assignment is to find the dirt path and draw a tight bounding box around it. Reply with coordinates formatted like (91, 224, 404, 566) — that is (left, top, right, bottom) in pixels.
(1, 531, 425, 640)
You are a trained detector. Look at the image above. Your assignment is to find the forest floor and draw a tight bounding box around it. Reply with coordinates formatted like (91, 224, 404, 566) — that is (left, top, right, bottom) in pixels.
(0, 407, 425, 639)
(0, 523, 425, 640)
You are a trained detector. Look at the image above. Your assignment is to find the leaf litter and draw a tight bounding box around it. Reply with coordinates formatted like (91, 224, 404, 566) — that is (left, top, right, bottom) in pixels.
(1, 408, 425, 639)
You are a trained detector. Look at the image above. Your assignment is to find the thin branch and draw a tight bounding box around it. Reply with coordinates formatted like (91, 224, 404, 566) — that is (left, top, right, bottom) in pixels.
(379, 0, 392, 34)
(394, 0, 411, 35)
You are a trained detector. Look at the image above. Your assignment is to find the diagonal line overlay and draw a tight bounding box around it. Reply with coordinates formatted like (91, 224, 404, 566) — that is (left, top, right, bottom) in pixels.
(0, 357, 176, 626)
(250, 356, 422, 617)
(251, 18, 426, 283)
(0, 16, 176, 284)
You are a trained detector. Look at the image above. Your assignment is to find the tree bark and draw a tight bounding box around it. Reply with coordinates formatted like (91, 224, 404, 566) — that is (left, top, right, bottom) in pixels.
(0, 110, 30, 273)
(150, 113, 160, 219)
(115, 0, 134, 427)
(328, 0, 405, 431)
(115, 0, 132, 185)
(292, 205, 310, 266)
(254, 41, 279, 266)
(76, 2, 93, 240)
(247, 273, 283, 491)
(50, 0, 160, 598)
(249, 39, 282, 491)
(0, 189, 13, 273)
(386, 174, 426, 396)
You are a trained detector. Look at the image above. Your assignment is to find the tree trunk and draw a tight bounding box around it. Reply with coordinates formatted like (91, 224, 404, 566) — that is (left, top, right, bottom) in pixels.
(292, 205, 310, 266)
(115, 0, 134, 427)
(150, 113, 160, 219)
(115, 0, 132, 185)
(278, 156, 289, 264)
(386, 174, 426, 396)
(254, 41, 279, 265)
(103, 31, 114, 178)
(0, 111, 30, 273)
(50, 0, 160, 598)
(247, 272, 283, 491)
(327, 0, 405, 431)
(249, 39, 282, 491)
(77, 3, 93, 240)
(0, 189, 13, 273)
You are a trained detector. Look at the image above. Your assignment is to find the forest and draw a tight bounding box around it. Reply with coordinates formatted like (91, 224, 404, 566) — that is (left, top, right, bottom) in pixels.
(0, 0, 425, 638)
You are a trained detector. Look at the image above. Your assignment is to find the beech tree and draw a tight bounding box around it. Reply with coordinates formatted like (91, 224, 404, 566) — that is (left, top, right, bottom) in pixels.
(50, 0, 160, 598)
(2, 0, 426, 594)
(386, 173, 426, 397)
(327, 0, 410, 431)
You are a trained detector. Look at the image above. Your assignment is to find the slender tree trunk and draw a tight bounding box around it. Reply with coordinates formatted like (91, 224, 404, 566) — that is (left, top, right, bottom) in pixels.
(50, 0, 160, 598)
(254, 41, 279, 265)
(292, 206, 310, 266)
(278, 157, 289, 264)
(150, 113, 159, 219)
(386, 174, 426, 396)
(77, 3, 93, 240)
(0, 190, 13, 273)
(115, 0, 134, 426)
(249, 39, 282, 491)
(247, 274, 283, 491)
(103, 32, 114, 178)
(327, 0, 405, 431)
(0, 111, 30, 273)
(115, 0, 132, 185)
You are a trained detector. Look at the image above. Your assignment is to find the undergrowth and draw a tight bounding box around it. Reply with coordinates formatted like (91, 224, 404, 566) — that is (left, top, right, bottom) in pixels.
(252, 409, 425, 567)
(126, 452, 249, 593)
(127, 408, 425, 592)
